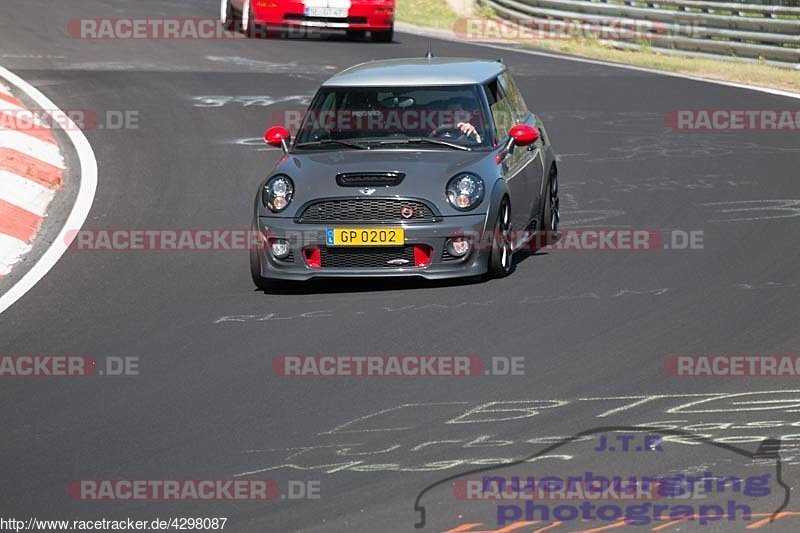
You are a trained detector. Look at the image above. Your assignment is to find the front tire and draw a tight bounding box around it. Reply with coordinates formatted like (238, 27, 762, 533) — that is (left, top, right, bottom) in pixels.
(370, 27, 393, 42)
(487, 197, 513, 278)
(541, 167, 559, 246)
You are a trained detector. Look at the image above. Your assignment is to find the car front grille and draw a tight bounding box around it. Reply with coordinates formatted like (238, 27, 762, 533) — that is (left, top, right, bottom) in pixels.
(297, 199, 437, 224)
(320, 246, 416, 269)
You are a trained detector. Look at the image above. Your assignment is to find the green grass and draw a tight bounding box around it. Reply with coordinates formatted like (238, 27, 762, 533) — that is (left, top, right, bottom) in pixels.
(396, 0, 800, 94)
(396, 0, 461, 30)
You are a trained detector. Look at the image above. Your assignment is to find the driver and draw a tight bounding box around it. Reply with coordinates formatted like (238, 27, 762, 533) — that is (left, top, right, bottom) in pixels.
(432, 99, 482, 143)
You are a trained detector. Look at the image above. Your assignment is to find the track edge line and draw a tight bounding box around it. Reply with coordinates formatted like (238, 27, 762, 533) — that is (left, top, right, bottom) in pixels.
(0, 65, 98, 316)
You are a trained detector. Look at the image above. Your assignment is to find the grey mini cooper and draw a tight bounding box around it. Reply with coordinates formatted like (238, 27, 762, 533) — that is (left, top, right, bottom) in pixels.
(251, 57, 559, 288)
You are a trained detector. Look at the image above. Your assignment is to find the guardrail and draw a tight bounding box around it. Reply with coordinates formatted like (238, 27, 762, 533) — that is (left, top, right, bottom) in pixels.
(481, 0, 800, 66)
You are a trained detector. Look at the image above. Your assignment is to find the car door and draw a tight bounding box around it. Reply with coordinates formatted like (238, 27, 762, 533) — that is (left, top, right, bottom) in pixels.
(498, 71, 544, 230)
(484, 77, 530, 233)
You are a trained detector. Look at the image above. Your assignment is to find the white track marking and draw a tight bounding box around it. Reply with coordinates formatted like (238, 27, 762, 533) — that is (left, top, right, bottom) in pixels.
(0, 170, 55, 217)
(0, 130, 64, 168)
(0, 99, 25, 112)
(0, 234, 31, 276)
(0, 108, 50, 130)
(0, 65, 98, 316)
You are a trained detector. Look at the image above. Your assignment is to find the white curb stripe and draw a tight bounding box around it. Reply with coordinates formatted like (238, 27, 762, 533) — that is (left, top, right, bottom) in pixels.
(0, 129, 65, 168)
(0, 170, 56, 217)
(0, 65, 97, 315)
(0, 233, 31, 276)
(0, 107, 51, 131)
(0, 99, 26, 113)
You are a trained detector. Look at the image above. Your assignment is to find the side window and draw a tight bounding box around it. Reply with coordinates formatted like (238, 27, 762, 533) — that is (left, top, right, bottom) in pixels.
(484, 78, 515, 142)
(498, 72, 529, 121)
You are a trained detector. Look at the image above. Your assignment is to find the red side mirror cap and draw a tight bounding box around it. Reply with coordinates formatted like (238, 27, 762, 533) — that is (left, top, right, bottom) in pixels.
(509, 124, 539, 146)
(264, 126, 290, 148)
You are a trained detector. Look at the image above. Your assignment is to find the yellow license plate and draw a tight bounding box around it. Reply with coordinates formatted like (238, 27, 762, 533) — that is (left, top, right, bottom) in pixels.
(326, 227, 405, 246)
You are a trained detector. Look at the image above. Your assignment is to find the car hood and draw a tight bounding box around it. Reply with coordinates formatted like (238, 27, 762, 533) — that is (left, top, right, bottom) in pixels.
(270, 149, 492, 213)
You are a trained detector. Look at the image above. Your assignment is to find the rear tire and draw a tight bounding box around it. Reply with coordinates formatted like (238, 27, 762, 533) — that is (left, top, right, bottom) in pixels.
(370, 27, 393, 42)
(240, 0, 258, 37)
(487, 197, 513, 279)
(220, 0, 235, 30)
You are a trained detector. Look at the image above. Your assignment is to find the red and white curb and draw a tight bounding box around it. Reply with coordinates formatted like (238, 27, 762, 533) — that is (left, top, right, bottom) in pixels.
(0, 66, 97, 315)
(0, 81, 65, 278)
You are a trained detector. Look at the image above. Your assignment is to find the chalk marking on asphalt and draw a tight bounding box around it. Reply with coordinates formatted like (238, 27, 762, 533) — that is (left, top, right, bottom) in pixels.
(0, 65, 98, 316)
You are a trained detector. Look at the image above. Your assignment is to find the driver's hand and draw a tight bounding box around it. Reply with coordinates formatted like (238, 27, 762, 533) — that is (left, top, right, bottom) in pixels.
(457, 122, 477, 137)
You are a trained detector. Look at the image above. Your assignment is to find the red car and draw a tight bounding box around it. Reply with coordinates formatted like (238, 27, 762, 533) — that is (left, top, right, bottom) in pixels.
(220, 0, 395, 42)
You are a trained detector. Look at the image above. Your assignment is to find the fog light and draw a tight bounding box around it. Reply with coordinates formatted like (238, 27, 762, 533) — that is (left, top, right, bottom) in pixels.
(270, 239, 290, 259)
(446, 237, 470, 257)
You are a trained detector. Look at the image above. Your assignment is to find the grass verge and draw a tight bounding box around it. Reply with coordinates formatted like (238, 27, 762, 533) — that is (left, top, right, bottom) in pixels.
(396, 0, 800, 94)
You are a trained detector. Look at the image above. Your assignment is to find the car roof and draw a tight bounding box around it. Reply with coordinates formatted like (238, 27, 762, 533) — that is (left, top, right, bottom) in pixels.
(322, 58, 507, 87)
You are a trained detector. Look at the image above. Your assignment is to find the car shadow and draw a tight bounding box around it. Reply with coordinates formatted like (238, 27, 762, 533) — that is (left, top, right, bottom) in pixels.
(247, 27, 400, 44)
(254, 274, 484, 295)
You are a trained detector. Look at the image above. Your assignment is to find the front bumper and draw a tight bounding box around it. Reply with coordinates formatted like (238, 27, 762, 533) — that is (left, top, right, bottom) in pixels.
(252, 1, 394, 31)
(254, 214, 490, 280)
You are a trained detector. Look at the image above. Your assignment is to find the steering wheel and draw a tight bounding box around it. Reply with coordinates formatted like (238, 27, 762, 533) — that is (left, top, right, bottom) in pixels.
(431, 126, 463, 140)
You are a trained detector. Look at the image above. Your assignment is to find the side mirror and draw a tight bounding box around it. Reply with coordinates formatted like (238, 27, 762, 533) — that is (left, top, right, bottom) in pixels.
(509, 124, 539, 146)
(264, 126, 291, 151)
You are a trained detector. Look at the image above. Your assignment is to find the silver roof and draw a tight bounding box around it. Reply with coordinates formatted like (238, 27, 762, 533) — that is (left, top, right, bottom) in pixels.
(322, 58, 506, 87)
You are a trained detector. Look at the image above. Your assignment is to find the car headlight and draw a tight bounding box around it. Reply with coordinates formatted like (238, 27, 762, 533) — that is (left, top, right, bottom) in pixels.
(262, 175, 294, 213)
(446, 173, 484, 211)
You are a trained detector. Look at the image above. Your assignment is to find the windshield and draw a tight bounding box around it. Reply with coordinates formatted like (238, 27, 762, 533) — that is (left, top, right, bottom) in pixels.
(294, 85, 492, 150)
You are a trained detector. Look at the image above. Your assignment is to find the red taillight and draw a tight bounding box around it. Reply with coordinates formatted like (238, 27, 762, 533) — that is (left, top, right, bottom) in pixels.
(303, 246, 321, 268)
(413, 245, 432, 268)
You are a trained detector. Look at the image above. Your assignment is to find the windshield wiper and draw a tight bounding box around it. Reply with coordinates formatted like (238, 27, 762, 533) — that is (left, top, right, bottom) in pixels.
(375, 137, 472, 151)
(295, 139, 369, 150)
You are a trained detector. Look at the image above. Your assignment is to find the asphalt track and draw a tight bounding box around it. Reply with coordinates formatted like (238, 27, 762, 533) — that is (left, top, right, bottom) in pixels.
(1, 0, 800, 531)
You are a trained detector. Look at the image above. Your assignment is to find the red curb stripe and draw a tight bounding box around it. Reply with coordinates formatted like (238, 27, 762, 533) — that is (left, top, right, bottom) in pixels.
(0, 109, 58, 145)
(0, 91, 25, 109)
(0, 199, 43, 243)
(0, 148, 63, 189)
